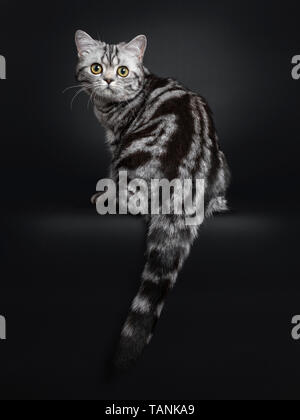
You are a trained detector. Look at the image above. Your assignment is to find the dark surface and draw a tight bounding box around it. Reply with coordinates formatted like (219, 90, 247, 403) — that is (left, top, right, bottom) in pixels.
(0, 0, 300, 400)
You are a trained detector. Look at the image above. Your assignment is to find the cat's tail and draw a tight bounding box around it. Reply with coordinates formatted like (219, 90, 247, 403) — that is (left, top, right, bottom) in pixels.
(114, 215, 197, 370)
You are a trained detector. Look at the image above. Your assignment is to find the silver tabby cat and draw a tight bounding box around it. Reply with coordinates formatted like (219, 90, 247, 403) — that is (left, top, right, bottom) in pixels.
(75, 30, 230, 369)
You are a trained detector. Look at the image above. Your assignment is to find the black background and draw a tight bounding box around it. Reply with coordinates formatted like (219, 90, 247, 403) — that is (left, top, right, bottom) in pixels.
(0, 0, 299, 400)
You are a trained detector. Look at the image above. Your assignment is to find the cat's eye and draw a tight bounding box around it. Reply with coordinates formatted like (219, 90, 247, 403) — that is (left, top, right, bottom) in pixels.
(117, 66, 129, 78)
(91, 63, 103, 75)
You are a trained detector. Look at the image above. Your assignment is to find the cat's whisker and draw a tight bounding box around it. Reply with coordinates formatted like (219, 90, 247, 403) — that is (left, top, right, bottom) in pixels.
(93, 87, 103, 105)
(70, 87, 87, 110)
(87, 89, 96, 109)
(63, 84, 89, 94)
(93, 89, 98, 104)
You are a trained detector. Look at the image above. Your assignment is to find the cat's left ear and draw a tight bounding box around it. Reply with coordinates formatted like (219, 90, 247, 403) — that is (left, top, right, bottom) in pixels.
(125, 35, 147, 61)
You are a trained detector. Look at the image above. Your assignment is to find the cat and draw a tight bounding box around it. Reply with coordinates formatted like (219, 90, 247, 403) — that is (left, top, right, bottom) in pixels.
(74, 30, 231, 369)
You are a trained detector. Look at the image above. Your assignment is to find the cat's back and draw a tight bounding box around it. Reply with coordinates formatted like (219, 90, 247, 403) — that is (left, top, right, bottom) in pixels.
(120, 74, 218, 181)
(143, 73, 194, 113)
(140, 73, 211, 128)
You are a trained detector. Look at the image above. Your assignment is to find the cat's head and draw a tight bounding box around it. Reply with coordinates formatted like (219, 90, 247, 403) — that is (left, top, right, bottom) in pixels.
(75, 31, 147, 102)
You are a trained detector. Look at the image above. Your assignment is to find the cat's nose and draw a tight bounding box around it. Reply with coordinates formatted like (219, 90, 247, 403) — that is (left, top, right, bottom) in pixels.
(104, 78, 113, 85)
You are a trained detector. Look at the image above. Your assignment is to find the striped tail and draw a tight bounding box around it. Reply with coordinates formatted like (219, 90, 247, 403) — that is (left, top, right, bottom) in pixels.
(115, 215, 197, 370)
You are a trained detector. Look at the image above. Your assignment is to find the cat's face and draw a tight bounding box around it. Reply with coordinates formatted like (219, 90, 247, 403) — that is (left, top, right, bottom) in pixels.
(75, 31, 147, 103)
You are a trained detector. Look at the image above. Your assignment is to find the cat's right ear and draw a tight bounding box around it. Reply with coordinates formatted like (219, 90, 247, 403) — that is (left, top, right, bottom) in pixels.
(75, 30, 97, 57)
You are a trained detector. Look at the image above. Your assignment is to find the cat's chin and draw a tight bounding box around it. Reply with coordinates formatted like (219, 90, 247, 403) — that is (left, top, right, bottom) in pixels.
(97, 88, 120, 102)
(101, 88, 113, 97)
